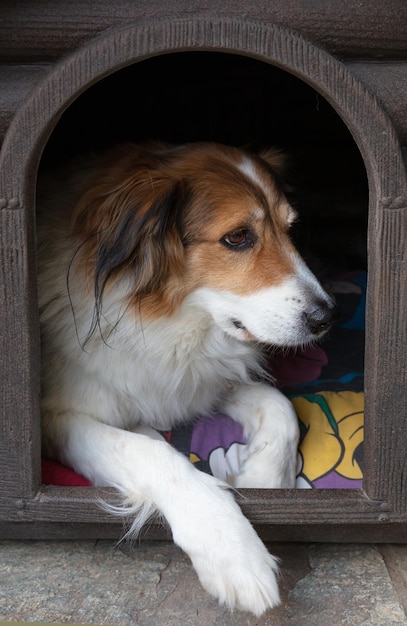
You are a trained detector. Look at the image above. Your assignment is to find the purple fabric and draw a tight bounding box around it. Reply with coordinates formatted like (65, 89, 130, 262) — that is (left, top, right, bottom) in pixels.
(190, 414, 245, 460)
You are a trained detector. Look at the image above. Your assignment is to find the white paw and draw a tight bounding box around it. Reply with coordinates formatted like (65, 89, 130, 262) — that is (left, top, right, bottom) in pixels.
(221, 383, 299, 489)
(192, 524, 280, 615)
(231, 390, 299, 489)
(232, 422, 299, 488)
(233, 446, 297, 488)
(169, 474, 281, 616)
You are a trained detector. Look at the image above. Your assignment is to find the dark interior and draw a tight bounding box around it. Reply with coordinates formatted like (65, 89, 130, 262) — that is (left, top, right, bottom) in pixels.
(41, 51, 368, 270)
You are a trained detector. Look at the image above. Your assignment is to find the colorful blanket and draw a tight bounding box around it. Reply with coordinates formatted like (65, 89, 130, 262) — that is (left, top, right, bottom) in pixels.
(42, 270, 365, 490)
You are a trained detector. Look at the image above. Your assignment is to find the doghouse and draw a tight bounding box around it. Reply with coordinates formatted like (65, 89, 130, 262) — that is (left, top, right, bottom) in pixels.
(0, 1, 406, 542)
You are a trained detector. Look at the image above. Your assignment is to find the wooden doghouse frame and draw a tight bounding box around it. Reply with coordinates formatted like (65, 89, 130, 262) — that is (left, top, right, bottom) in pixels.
(1, 10, 406, 541)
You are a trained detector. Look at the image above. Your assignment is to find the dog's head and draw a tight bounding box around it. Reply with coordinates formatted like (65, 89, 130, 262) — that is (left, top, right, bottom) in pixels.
(72, 142, 336, 346)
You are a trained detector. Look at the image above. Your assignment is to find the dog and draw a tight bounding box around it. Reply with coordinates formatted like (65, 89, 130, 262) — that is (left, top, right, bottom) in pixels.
(37, 142, 336, 616)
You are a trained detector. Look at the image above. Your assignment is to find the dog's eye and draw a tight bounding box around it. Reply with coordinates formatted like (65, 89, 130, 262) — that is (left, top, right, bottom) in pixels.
(221, 229, 254, 250)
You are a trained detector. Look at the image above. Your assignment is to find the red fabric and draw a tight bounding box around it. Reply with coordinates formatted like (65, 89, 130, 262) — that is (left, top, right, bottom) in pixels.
(42, 458, 91, 486)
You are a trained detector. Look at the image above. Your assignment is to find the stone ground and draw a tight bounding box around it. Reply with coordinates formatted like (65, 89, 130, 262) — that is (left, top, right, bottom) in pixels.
(0, 540, 407, 625)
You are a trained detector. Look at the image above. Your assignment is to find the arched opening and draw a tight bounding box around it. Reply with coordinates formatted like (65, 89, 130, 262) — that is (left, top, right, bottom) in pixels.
(39, 51, 368, 489)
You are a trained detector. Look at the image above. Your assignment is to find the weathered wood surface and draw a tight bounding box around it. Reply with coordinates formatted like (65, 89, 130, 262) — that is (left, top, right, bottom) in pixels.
(0, 486, 388, 524)
(348, 63, 407, 145)
(2, 519, 407, 543)
(3, 484, 404, 531)
(364, 205, 407, 514)
(0, 0, 406, 60)
(0, 209, 42, 505)
(1, 487, 407, 543)
(0, 65, 51, 140)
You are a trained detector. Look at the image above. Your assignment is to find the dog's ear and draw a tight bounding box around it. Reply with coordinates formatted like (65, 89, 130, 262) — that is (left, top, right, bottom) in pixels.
(258, 147, 287, 176)
(72, 145, 186, 308)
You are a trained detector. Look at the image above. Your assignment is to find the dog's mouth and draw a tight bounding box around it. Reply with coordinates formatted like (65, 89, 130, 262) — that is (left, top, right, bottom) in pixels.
(231, 319, 258, 342)
(232, 319, 245, 331)
(230, 301, 338, 345)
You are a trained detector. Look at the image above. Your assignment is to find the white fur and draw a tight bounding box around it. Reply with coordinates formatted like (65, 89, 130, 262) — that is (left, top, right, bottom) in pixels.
(238, 155, 268, 193)
(39, 255, 290, 615)
(38, 144, 335, 616)
(191, 260, 329, 346)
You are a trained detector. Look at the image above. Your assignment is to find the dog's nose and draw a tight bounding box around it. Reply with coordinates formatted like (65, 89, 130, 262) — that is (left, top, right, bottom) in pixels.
(304, 301, 338, 335)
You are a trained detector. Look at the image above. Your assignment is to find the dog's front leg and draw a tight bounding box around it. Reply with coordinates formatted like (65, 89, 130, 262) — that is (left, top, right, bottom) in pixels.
(45, 414, 280, 615)
(221, 383, 299, 488)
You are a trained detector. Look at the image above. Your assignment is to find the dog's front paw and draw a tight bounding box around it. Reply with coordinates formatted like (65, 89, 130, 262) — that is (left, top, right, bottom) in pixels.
(169, 475, 280, 616)
(221, 383, 299, 489)
(230, 387, 299, 489)
(232, 437, 298, 489)
(192, 526, 280, 615)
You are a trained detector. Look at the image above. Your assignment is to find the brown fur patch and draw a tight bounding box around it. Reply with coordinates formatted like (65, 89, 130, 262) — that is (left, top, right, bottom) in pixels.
(71, 142, 298, 321)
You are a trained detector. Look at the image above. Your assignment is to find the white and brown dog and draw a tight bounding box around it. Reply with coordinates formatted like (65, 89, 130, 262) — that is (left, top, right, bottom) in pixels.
(37, 142, 336, 616)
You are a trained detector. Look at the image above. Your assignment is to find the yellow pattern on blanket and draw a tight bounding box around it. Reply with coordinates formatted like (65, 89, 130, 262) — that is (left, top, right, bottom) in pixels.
(292, 391, 364, 485)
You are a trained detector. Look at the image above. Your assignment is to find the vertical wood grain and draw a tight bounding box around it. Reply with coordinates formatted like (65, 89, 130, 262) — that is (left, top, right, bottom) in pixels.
(0, 207, 42, 508)
(365, 205, 407, 513)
